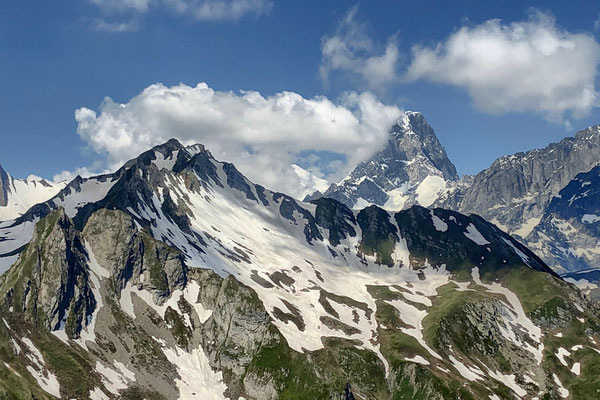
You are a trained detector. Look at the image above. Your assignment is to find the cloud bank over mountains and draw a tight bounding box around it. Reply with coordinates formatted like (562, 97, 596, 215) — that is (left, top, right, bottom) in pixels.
(56, 7, 600, 199)
(69, 82, 401, 197)
(405, 11, 600, 122)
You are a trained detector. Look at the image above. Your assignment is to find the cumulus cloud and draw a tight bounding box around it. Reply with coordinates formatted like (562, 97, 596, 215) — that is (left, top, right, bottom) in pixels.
(320, 6, 400, 90)
(90, 0, 272, 21)
(405, 11, 600, 122)
(74, 82, 401, 198)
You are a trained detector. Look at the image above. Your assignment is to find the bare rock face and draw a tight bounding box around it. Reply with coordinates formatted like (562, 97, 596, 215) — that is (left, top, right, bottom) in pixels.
(312, 111, 458, 209)
(526, 165, 600, 274)
(83, 208, 187, 304)
(185, 268, 279, 399)
(0, 164, 9, 207)
(0, 208, 96, 337)
(440, 125, 600, 236)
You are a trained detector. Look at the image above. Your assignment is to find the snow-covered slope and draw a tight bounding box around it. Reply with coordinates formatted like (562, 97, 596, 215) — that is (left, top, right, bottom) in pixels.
(1, 139, 599, 400)
(308, 111, 458, 210)
(0, 164, 67, 222)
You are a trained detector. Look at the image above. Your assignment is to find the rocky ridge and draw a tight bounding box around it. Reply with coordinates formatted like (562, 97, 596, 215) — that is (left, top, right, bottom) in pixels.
(438, 125, 600, 238)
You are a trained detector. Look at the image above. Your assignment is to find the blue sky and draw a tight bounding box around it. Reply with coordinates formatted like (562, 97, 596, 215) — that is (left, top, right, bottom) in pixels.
(1, 0, 600, 196)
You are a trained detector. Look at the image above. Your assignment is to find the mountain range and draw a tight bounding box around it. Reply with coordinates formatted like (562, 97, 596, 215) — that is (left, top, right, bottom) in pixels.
(307, 113, 600, 292)
(0, 119, 599, 399)
(0, 164, 66, 222)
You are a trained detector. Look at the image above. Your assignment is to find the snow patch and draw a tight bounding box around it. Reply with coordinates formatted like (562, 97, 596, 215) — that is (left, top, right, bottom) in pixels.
(183, 280, 213, 323)
(487, 369, 527, 397)
(564, 277, 598, 290)
(553, 374, 569, 398)
(512, 217, 541, 238)
(581, 214, 600, 224)
(404, 355, 430, 365)
(464, 224, 490, 245)
(471, 267, 544, 364)
(95, 361, 136, 395)
(502, 238, 531, 267)
(430, 210, 448, 232)
(89, 387, 110, 400)
(160, 344, 228, 399)
(22, 338, 61, 398)
(415, 175, 446, 207)
(448, 355, 484, 381)
(291, 164, 329, 201)
(555, 347, 570, 367)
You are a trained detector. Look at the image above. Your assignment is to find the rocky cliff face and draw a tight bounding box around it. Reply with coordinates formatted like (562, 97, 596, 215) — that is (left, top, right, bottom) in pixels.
(1, 139, 599, 399)
(0, 164, 9, 207)
(526, 165, 600, 275)
(0, 208, 96, 337)
(439, 125, 600, 238)
(312, 112, 458, 210)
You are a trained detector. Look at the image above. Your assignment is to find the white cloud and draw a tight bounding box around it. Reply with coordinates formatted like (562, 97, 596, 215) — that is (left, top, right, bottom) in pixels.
(595, 14, 600, 31)
(320, 6, 400, 90)
(90, 0, 272, 21)
(91, 18, 139, 32)
(405, 11, 600, 122)
(74, 82, 401, 198)
(164, 0, 272, 20)
(91, 0, 150, 12)
(52, 166, 104, 183)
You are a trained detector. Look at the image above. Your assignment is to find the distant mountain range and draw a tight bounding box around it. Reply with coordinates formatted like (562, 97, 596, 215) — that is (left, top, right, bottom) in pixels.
(0, 120, 599, 399)
(306, 113, 600, 284)
(0, 164, 66, 222)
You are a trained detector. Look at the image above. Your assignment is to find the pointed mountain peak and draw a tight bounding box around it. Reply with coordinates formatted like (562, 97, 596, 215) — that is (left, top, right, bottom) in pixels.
(316, 111, 458, 210)
(150, 138, 210, 158)
(393, 111, 428, 137)
(395, 110, 423, 126)
(388, 111, 458, 181)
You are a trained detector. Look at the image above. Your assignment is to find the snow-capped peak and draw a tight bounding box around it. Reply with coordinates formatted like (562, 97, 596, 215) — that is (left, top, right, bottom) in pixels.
(291, 164, 330, 201)
(310, 111, 458, 211)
